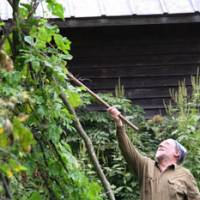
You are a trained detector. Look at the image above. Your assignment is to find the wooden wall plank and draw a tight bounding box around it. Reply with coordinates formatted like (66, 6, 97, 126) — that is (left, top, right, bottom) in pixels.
(70, 65, 198, 78)
(83, 76, 191, 89)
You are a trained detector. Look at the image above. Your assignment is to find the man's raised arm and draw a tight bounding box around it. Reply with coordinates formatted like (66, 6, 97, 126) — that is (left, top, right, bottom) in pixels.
(107, 107, 148, 180)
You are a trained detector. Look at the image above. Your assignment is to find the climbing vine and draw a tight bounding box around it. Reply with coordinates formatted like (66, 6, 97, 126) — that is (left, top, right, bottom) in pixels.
(0, 1, 102, 199)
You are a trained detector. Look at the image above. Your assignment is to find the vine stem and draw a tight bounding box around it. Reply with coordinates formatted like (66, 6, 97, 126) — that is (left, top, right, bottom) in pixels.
(60, 93, 116, 200)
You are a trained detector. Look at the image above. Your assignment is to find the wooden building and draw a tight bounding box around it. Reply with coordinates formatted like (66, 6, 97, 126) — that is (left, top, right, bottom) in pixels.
(65, 22, 200, 117)
(1, 0, 200, 117)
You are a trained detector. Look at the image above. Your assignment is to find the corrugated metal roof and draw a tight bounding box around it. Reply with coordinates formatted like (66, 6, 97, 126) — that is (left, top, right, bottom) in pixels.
(1, 0, 200, 20)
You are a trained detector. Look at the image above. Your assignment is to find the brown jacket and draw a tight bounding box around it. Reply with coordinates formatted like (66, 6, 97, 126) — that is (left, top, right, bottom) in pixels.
(117, 126, 200, 200)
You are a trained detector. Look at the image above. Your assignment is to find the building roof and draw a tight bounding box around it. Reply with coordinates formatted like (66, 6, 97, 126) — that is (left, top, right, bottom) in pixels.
(60, 0, 200, 17)
(1, 0, 200, 27)
(1, 0, 200, 19)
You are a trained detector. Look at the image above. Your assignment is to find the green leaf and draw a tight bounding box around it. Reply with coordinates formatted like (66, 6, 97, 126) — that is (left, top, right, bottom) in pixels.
(54, 34, 71, 54)
(0, 21, 5, 27)
(24, 36, 35, 46)
(66, 90, 82, 108)
(3, 36, 12, 55)
(19, 3, 31, 18)
(47, 124, 62, 143)
(29, 192, 42, 200)
(46, 0, 64, 19)
(13, 117, 35, 151)
(9, 159, 27, 172)
(0, 134, 9, 148)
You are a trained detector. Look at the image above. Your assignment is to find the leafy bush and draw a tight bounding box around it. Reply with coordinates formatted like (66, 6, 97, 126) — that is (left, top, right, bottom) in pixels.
(161, 76, 200, 188)
(0, 1, 102, 199)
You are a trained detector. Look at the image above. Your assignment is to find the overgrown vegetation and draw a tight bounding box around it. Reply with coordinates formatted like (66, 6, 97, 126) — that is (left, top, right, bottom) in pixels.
(0, 1, 199, 200)
(0, 1, 102, 199)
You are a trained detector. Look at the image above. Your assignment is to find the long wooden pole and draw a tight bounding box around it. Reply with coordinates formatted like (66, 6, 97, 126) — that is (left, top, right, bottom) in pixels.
(60, 93, 116, 200)
(67, 72, 139, 131)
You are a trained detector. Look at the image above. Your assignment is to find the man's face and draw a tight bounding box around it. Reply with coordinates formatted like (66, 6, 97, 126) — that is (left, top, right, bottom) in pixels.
(155, 139, 178, 162)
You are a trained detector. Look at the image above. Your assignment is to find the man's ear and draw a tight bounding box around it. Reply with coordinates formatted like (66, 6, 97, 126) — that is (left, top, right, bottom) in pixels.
(174, 150, 179, 161)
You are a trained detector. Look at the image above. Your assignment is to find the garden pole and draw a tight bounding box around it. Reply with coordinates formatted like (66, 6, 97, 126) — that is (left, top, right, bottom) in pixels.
(60, 94, 116, 200)
(67, 72, 139, 131)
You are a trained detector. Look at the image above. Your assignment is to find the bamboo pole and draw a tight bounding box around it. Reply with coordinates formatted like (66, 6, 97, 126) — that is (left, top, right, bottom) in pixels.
(67, 72, 139, 131)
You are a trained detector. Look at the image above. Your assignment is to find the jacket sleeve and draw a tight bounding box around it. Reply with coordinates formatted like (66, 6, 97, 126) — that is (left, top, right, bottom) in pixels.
(116, 125, 147, 180)
(186, 173, 200, 200)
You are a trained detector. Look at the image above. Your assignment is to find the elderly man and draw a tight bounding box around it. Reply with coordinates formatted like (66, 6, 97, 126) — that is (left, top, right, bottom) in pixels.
(107, 107, 200, 200)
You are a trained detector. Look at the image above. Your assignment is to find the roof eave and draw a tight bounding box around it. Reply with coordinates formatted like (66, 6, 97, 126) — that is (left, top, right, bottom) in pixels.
(51, 13, 200, 28)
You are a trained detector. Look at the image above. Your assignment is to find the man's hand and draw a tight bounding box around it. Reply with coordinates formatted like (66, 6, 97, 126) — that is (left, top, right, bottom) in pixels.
(107, 106, 123, 127)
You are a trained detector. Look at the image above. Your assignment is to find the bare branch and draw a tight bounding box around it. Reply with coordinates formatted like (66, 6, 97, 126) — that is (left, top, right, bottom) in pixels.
(60, 93, 116, 200)
(27, 0, 40, 20)
(0, 173, 12, 199)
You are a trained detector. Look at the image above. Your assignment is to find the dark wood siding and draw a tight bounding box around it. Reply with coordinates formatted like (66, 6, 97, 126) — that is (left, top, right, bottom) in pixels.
(62, 23, 200, 118)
